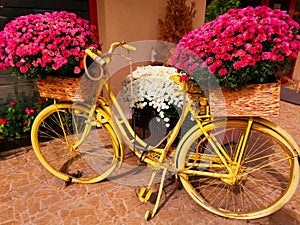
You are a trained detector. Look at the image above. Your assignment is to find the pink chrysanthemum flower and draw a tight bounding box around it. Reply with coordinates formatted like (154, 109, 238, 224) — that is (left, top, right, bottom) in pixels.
(171, 6, 300, 90)
(0, 11, 100, 79)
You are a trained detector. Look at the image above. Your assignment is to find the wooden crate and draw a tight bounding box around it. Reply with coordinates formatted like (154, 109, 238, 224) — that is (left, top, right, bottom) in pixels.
(209, 83, 280, 117)
(36, 76, 97, 102)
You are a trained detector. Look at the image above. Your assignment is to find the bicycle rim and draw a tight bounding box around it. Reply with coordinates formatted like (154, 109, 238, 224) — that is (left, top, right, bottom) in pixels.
(31, 103, 121, 184)
(175, 118, 299, 219)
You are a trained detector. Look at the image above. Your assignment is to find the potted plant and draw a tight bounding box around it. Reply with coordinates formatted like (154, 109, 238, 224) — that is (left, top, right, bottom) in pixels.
(173, 6, 300, 90)
(0, 98, 51, 143)
(0, 11, 99, 79)
(171, 6, 300, 117)
(205, 0, 241, 22)
(0, 11, 100, 101)
(158, 0, 196, 43)
(121, 65, 189, 130)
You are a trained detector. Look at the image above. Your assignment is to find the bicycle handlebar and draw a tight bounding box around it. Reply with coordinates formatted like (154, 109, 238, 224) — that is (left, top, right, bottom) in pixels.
(85, 49, 106, 66)
(122, 43, 137, 52)
(108, 41, 136, 54)
(84, 41, 136, 80)
(85, 41, 136, 67)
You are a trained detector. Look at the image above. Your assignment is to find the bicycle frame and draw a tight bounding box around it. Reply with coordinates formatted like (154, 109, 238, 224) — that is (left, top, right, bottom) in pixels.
(82, 42, 299, 185)
(81, 69, 238, 180)
(30, 41, 300, 220)
(99, 76, 193, 163)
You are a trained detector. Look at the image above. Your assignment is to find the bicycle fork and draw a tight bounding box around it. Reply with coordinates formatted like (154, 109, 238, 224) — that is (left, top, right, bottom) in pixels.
(197, 118, 254, 185)
(233, 117, 253, 175)
(221, 117, 254, 185)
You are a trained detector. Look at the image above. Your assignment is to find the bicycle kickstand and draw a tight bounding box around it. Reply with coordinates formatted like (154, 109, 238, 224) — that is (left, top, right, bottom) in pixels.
(138, 168, 168, 220)
(138, 171, 156, 204)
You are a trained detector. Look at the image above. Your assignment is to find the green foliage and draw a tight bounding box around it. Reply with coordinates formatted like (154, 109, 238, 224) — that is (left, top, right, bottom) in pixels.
(0, 98, 51, 140)
(205, 0, 241, 22)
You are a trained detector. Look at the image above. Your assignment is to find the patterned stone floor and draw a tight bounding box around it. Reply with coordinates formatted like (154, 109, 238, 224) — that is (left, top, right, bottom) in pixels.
(0, 101, 300, 225)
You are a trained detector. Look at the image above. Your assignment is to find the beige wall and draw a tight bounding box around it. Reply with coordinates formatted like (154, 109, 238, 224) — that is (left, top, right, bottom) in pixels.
(96, 0, 206, 51)
(95, 1, 300, 81)
(293, 53, 300, 80)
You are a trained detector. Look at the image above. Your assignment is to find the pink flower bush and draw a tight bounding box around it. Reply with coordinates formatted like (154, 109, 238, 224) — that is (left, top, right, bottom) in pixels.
(172, 6, 300, 90)
(0, 11, 100, 79)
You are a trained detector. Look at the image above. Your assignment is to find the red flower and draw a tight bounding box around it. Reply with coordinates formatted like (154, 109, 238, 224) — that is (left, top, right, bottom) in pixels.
(245, 43, 252, 51)
(234, 38, 243, 47)
(253, 54, 261, 61)
(25, 107, 35, 115)
(219, 68, 228, 76)
(214, 59, 223, 67)
(233, 61, 243, 70)
(179, 74, 190, 82)
(205, 57, 214, 65)
(221, 53, 232, 61)
(262, 52, 271, 60)
(0, 118, 8, 125)
(37, 98, 46, 105)
(270, 54, 278, 62)
(208, 64, 217, 74)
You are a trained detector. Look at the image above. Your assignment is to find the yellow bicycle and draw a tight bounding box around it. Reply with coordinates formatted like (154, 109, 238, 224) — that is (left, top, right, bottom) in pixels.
(31, 41, 300, 220)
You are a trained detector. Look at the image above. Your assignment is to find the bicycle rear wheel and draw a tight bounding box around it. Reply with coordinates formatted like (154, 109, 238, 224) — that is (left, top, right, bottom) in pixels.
(31, 103, 121, 184)
(175, 118, 299, 219)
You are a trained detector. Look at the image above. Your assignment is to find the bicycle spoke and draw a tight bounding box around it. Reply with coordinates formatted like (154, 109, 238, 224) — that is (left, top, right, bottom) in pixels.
(241, 156, 294, 178)
(176, 119, 299, 219)
(32, 104, 120, 183)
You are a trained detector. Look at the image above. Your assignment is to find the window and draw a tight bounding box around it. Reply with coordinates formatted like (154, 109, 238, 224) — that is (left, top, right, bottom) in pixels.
(0, 0, 90, 30)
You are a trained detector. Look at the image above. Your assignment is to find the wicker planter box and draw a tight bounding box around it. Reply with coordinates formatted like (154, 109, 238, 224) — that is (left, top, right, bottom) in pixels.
(36, 76, 96, 102)
(209, 83, 280, 117)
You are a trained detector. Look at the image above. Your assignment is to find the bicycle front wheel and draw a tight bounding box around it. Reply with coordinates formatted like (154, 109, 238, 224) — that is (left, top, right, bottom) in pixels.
(175, 118, 299, 219)
(31, 103, 121, 184)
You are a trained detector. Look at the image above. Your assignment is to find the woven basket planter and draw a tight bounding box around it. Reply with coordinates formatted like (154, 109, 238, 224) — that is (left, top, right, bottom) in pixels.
(36, 75, 96, 102)
(209, 83, 280, 117)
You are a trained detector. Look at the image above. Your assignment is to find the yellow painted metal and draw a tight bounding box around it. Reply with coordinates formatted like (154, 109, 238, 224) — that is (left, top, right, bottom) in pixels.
(31, 42, 300, 220)
(31, 103, 121, 184)
(234, 117, 253, 177)
(138, 187, 153, 203)
(175, 118, 299, 219)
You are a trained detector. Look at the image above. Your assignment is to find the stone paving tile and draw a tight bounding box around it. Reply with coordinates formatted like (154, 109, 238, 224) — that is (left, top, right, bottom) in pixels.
(0, 101, 300, 225)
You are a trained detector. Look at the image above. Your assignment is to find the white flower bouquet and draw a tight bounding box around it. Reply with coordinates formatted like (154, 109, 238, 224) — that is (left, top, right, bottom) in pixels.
(121, 65, 189, 127)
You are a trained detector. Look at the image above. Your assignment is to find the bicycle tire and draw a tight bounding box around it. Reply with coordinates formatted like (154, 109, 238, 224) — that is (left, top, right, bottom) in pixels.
(31, 103, 121, 184)
(175, 117, 299, 219)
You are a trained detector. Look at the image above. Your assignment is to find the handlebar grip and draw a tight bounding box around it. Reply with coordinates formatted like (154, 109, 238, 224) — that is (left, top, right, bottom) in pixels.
(85, 49, 106, 66)
(122, 44, 136, 52)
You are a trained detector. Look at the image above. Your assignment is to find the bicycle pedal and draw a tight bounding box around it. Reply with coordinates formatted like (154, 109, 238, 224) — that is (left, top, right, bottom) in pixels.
(138, 187, 153, 203)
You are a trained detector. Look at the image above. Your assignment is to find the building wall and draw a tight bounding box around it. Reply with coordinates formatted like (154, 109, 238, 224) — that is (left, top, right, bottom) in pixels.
(96, 0, 300, 81)
(293, 53, 300, 80)
(96, 0, 206, 51)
